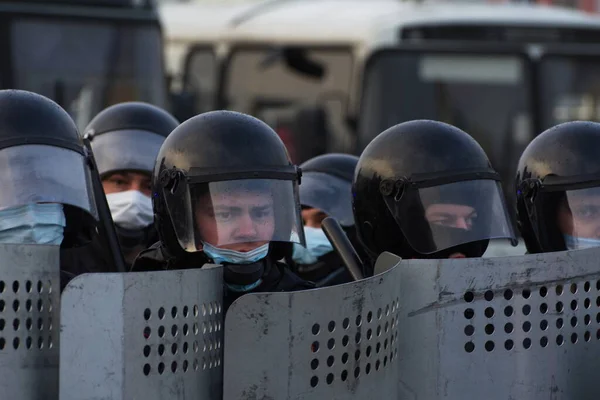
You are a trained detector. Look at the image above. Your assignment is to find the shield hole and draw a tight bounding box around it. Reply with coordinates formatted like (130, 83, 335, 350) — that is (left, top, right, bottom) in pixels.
(158, 362, 165, 375)
(375, 360, 381, 370)
(25, 281, 32, 293)
(342, 318, 350, 329)
(12, 281, 19, 293)
(12, 319, 19, 331)
(327, 338, 335, 350)
(36, 300, 43, 312)
(485, 324, 494, 335)
(47, 336, 53, 349)
(571, 317, 578, 328)
(171, 343, 178, 355)
(366, 345, 372, 357)
(570, 283, 578, 294)
(484, 290, 494, 301)
(183, 306, 189, 318)
(0, 281, 4, 293)
(377, 308, 382, 320)
(342, 352, 349, 364)
(341, 370, 348, 381)
(464, 291, 474, 302)
(503, 290, 513, 300)
(143, 345, 151, 357)
(143, 364, 151, 376)
(171, 361, 177, 373)
(158, 326, 165, 338)
(383, 356, 388, 367)
(556, 302, 564, 313)
(193, 323, 199, 335)
(366, 363, 371, 375)
(367, 328, 373, 340)
(540, 320, 548, 331)
(37, 318, 43, 331)
(311, 358, 319, 370)
(183, 342, 189, 354)
(13, 337, 19, 349)
(523, 338, 531, 349)
(356, 315, 362, 327)
(158, 344, 165, 356)
(377, 325, 382, 337)
(464, 342, 475, 353)
(342, 335, 349, 347)
(539, 287, 548, 297)
(384, 338, 388, 350)
(193, 359, 199, 371)
(312, 324, 320, 335)
(585, 298, 591, 309)
(485, 341, 494, 352)
(310, 376, 318, 388)
(355, 332, 361, 344)
(354, 367, 360, 377)
(311, 341, 319, 353)
(504, 340, 514, 351)
(522, 305, 531, 316)
(171, 324, 178, 337)
(385, 305, 390, 316)
(571, 333, 578, 344)
(484, 307, 494, 318)
(354, 349, 360, 361)
(27, 319, 33, 331)
(540, 336, 548, 347)
(523, 321, 531, 332)
(158, 307, 165, 320)
(183, 324, 189, 336)
(367, 311, 373, 323)
(326, 373, 334, 385)
(556, 285, 563, 296)
(327, 355, 334, 367)
(0, 337, 4, 350)
(25, 336, 32, 350)
(557, 318, 564, 329)
(585, 331, 591, 342)
(37, 337, 43, 349)
(585, 281, 591, 292)
(143, 327, 151, 339)
(540, 303, 548, 314)
(571, 300, 578, 311)
(171, 307, 178, 318)
(557, 335, 564, 346)
(328, 321, 335, 333)
(385, 322, 389, 333)
(465, 325, 475, 336)
(585, 315, 591, 326)
(144, 309, 151, 321)
(376, 342, 381, 353)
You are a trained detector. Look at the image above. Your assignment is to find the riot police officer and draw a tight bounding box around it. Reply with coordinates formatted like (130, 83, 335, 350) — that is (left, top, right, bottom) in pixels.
(84, 102, 179, 265)
(0, 90, 114, 288)
(131, 110, 313, 308)
(353, 120, 517, 265)
(289, 153, 361, 284)
(516, 121, 600, 253)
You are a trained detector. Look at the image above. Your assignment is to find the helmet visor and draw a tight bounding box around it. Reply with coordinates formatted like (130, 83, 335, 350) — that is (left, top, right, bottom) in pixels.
(0, 144, 97, 218)
(299, 172, 354, 227)
(384, 179, 516, 254)
(163, 178, 304, 252)
(558, 187, 600, 250)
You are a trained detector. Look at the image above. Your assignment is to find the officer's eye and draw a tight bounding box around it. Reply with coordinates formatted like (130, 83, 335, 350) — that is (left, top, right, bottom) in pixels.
(251, 207, 272, 220)
(573, 205, 600, 219)
(214, 211, 231, 221)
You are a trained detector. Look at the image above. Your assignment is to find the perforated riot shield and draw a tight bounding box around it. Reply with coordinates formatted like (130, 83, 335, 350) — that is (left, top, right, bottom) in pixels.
(396, 247, 600, 399)
(223, 255, 402, 400)
(0, 244, 60, 400)
(60, 265, 224, 400)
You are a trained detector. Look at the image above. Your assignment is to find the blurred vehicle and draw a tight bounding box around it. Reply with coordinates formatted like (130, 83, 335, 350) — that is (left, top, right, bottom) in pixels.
(2, 0, 168, 129)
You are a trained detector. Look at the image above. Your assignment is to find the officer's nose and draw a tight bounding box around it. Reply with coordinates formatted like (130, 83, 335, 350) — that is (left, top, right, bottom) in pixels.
(236, 212, 258, 237)
(454, 218, 470, 230)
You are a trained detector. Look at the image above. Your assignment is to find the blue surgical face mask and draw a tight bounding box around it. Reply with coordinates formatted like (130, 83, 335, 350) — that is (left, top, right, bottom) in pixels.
(564, 234, 600, 250)
(0, 203, 66, 245)
(292, 226, 334, 265)
(226, 279, 263, 293)
(201, 241, 269, 265)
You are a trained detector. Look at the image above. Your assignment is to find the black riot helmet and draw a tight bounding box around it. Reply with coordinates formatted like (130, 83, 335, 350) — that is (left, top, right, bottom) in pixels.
(84, 102, 179, 259)
(299, 153, 359, 227)
(0, 89, 98, 245)
(152, 110, 305, 263)
(353, 120, 517, 261)
(516, 121, 600, 253)
(84, 102, 179, 178)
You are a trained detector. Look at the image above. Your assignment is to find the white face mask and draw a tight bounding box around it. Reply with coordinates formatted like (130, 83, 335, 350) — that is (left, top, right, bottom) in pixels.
(106, 190, 153, 230)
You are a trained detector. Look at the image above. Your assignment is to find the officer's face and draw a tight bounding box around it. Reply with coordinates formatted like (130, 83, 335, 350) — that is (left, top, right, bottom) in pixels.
(301, 207, 328, 229)
(195, 190, 276, 251)
(557, 193, 600, 239)
(102, 171, 152, 197)
(425, 203, 477, 230)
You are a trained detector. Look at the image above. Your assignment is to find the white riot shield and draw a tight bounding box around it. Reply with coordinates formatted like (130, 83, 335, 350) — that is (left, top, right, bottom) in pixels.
(60, 265, 224, 400)
(0, 244, 60, 400)
(397, 247, 600, 399)
(223, 257, 402, 400)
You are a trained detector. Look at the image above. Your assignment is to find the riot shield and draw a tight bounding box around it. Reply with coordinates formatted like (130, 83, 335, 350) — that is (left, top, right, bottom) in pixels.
(223, 255, 402, 400)
(60, 265, 224, 400)
(397, 247, 600, 399)
(0, 244, 60, 400)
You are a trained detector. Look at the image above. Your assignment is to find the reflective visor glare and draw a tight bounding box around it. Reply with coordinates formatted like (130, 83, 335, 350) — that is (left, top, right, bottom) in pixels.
(384, 180, 516, 254)
(0, 144, 96, 218)
(164, 178, 303, 252)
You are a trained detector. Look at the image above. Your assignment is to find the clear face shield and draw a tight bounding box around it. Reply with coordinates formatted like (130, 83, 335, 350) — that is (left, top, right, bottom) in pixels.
(382, 173, 517, 255)
(161, 168, 305, 253)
